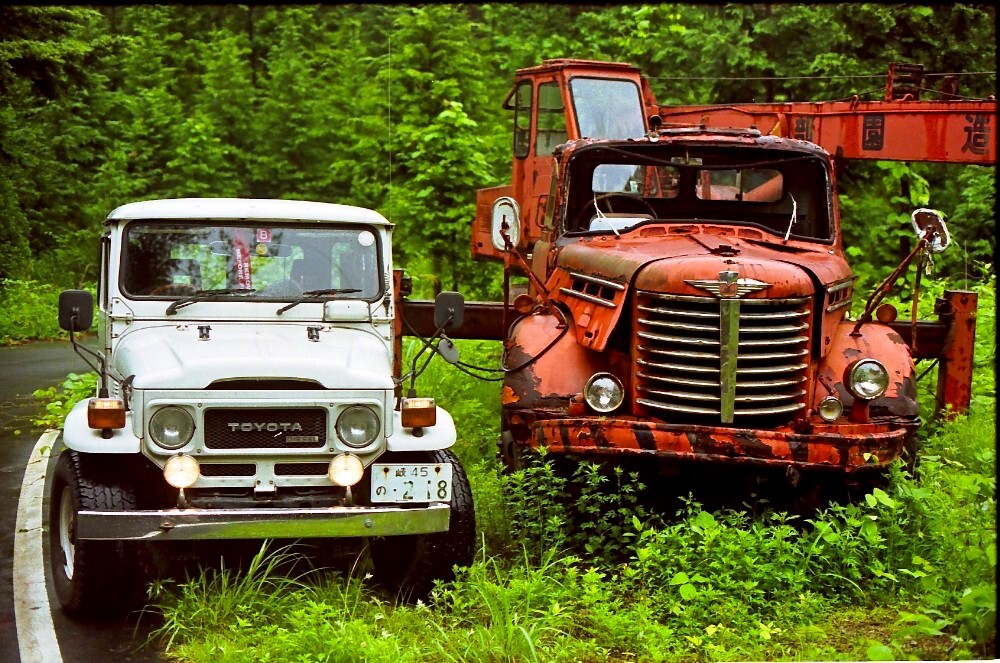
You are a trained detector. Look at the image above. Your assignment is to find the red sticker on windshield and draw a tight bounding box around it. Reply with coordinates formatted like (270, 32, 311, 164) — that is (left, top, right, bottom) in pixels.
(257, 228, 271, 243)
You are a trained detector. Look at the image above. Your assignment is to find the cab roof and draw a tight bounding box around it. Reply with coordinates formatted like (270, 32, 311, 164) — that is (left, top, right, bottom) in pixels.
(106, 198, 391, 226)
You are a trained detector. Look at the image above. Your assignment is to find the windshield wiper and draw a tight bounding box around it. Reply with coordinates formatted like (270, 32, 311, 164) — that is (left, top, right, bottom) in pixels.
(165, 288, 257, 315)
(276, 288, 362, 315)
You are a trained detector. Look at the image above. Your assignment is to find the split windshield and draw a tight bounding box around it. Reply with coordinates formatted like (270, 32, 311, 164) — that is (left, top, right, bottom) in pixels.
(120, 223, 382, 301)
(565, 146, 832, 241)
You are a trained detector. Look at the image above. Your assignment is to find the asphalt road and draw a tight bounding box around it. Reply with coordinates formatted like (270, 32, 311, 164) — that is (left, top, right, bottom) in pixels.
(0, 340, 163, 663)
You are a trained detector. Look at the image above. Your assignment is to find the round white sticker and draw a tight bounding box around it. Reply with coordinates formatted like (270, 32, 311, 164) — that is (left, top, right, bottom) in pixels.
(358, 231, 375, 247)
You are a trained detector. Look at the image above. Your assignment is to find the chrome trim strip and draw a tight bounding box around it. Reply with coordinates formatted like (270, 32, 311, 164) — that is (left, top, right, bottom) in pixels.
(719, 299, 740, 423)
(826, 299, 852, 313)
(638, 331, 720, 346)
(739, 322, 809, 333)
(637, 305, 718, 319)
(638, 398, 719, 416)
(637, 372, 721, 388)
(569, 271, 626, 291)
(827, 277, 857, 294)
(77, 504, 451, 541)
(637, 359, 719, 374)
(739, 309, 811, 319)
(639, 291, 811, 305)
(638, 346, 721, 360)
(639, 318, 720, 333)
(559, 287, 616, 308)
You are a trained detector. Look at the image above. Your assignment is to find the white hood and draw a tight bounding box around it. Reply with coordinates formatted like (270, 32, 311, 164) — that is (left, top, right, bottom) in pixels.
(113, 323, 393, 390)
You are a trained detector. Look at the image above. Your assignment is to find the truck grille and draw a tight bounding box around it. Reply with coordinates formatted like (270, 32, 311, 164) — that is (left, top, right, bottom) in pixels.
(204, 408, 327, 449)
(634, 291, 810, 425)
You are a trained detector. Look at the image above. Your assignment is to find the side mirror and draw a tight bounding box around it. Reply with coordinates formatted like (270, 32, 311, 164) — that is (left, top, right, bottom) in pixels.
(911, 208, 950, 253)
(433, 291, 464, 330)
(58, 290, 94, 332)
(490, 196, 521, 252)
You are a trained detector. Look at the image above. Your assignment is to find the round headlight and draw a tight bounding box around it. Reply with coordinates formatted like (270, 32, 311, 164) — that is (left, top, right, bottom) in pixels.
(163, 454, 200, 489)
(336, 406, 380, 448)
(847, 359, 889, 400)
(149, 406, 195, 449)
(817, 396, 844, 422)
(584, 373, 624, 413)
(328, 453, 364, 487)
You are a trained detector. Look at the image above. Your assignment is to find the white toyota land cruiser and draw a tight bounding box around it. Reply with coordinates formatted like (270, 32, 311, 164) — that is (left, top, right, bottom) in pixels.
(53, 198, 474, 615)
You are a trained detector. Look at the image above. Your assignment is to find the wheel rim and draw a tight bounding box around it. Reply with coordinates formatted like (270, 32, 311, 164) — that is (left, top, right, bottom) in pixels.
(57, 488, 76, 580)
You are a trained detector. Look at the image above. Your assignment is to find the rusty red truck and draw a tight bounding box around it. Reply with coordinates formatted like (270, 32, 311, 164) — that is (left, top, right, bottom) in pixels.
(426, 59, 993, 500)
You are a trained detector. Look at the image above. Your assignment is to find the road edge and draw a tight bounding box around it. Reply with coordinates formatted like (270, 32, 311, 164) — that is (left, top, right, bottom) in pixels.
(14, 429, 62, 663)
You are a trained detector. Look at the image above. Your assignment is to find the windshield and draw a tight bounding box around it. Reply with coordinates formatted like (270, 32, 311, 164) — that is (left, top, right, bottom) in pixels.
(120, 223, 382, 301)
(570, 78, 645, 140)
(564, 146, 832, 241)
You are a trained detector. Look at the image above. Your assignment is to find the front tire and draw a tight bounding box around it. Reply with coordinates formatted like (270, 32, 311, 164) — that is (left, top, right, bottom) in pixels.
(49, 451, 147, 617)
(370, 449, 476, 601)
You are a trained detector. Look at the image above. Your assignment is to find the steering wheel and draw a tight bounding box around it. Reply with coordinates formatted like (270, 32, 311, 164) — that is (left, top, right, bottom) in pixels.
(150, 283, 197, 296)
(574, 192, 658, 230)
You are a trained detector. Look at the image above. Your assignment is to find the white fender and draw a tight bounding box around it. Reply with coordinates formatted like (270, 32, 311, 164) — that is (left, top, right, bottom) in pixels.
(386, 407, 456, 452)
(62, 400, 141, 454)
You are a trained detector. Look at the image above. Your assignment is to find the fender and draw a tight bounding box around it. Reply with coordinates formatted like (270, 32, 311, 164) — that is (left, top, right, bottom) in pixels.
(62, 399, 141, 453)
(385, 407, 456, 452)
(814, 321, 918, 418)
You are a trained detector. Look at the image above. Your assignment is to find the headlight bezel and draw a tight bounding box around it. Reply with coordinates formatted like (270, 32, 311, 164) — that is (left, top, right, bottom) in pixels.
(335, 405, 381, 449)
(583, 372, 625, 414)
(846, 359, 890, 400)
(149, 405, 196, 450)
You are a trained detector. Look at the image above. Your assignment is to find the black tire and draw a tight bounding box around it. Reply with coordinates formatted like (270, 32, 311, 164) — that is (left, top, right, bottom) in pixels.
(49, 451, 148, 617)
(370, 449, 476, 602)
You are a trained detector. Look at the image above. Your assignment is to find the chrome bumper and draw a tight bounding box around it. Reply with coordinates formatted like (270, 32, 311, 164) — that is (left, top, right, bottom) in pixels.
(76, 504, 450, 541)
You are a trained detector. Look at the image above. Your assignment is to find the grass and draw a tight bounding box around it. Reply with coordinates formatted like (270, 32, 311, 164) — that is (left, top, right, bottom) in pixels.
(30, 280, 995, 662)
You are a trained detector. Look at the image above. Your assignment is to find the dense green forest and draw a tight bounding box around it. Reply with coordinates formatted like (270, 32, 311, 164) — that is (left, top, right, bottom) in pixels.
(0, 3, 995, 315)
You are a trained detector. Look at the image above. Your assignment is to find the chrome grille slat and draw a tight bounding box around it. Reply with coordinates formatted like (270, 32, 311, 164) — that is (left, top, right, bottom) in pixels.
(635, 290, 811, 424)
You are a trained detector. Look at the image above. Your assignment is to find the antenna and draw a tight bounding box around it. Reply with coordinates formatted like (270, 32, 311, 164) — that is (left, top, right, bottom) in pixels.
(387, 36, 392, 222)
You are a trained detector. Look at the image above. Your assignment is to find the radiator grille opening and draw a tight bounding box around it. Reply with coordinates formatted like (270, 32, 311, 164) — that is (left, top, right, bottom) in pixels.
(199, 463, 256, 477)
(204, 408, 327, 449)
(635, 291, 810, 426)
(274, 462, 331, 476)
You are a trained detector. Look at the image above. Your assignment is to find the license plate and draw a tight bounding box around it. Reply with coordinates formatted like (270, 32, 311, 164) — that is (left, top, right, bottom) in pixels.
(370, 463, 453, 503)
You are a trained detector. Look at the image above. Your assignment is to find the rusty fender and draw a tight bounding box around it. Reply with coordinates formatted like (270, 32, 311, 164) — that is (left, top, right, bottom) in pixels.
(528, 417, 908, 471)
(502, 311, 624, 410)
(815, 321, 919, 419)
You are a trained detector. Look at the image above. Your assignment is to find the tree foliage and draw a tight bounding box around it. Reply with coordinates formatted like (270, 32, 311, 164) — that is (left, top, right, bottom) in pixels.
(0, 3, 995, 296)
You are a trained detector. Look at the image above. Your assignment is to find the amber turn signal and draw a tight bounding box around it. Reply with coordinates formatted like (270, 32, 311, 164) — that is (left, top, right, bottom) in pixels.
(875, 303, 898, 323)
(401, 397, 436, 428)
(87, 398, 126, 430)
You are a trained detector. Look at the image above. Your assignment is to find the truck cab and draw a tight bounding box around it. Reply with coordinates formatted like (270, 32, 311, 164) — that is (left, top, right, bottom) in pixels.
(53, 198, 474, 616)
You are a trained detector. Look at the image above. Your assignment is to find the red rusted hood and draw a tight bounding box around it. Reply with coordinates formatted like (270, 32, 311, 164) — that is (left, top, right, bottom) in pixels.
(550, 226, 852, 350)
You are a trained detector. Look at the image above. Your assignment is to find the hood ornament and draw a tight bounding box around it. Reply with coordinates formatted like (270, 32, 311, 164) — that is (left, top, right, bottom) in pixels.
(686, 270, 771, 298)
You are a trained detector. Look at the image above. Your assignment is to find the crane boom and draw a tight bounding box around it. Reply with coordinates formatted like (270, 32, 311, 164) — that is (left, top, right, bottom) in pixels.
(657, 99, 996, 164)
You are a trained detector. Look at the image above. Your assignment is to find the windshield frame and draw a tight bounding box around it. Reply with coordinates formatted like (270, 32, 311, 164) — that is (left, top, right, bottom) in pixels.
(118, 220, 386, 304)
(560, 143, 835, 245)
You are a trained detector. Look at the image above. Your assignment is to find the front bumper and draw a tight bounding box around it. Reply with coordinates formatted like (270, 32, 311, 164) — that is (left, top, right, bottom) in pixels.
(77, 503, 450, 541)
(530, 417, 911, 471)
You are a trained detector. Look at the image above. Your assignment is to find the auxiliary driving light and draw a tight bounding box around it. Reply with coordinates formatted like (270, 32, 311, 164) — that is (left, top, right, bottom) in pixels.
(149, 406, 195, 449)
(328, 453, 364, 487)
(818, 396, 844, 422)
(87, 398, 126, 430)
(401, 397, 437, 428)
(163, 454, 201, 489)
(846, 359, 889, 400)
(584, 373, 624, 413)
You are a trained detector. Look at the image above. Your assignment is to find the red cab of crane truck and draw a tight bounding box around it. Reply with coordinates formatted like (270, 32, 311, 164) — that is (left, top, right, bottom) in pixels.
(470, 59, 986, 487)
